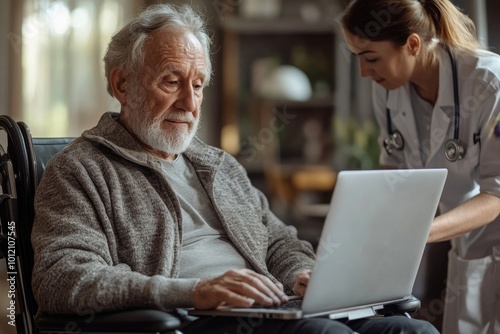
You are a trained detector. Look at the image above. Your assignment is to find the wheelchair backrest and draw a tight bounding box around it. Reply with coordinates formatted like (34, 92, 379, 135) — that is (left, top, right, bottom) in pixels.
(0, 115, 74, 333)
(32, 138, 74, 186)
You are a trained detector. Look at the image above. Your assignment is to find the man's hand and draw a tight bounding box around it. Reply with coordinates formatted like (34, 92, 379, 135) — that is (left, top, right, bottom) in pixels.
(193, 269, 289, 310)
(292, 270, 311, 297)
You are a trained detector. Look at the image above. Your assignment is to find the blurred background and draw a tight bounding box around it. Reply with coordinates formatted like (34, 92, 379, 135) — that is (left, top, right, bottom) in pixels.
(1, 0, 499, 333)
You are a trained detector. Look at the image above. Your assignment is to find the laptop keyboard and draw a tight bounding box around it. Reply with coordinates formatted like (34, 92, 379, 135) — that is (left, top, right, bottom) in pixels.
(252, 299, 303, 310)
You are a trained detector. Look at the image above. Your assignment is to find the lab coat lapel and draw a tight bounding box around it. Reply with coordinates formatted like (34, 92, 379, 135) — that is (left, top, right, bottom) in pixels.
(388, 86, 424, 168)
(428, 51, 455, 164)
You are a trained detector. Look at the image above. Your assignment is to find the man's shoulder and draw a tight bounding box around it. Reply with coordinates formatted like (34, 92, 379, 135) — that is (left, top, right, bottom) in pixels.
(45, 136, 111, 171)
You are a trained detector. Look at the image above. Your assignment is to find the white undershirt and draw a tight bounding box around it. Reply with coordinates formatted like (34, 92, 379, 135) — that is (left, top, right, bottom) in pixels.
(410, 83, 434, 164)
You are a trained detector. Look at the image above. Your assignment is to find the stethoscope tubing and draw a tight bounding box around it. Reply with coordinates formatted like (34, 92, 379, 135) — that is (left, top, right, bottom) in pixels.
(385, 48, 464, 160)
(449, 48, 461, 141)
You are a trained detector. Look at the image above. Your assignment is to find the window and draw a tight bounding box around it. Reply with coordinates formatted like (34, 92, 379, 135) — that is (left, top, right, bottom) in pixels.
(21, 0, 137, 136)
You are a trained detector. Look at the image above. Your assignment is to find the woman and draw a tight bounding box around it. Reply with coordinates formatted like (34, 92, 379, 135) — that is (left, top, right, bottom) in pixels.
(341, 0, 500, 333)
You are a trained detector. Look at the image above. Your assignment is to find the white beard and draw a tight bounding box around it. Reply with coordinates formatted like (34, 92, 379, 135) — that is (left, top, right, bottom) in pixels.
(123, 82, 199, 155)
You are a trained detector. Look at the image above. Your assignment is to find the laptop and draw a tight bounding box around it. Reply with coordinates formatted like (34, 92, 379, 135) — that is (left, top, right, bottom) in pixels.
(189, 168, 448, 320)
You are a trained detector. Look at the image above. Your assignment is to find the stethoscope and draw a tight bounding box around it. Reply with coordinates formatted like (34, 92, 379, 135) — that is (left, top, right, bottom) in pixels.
(384, 49, 467, 162)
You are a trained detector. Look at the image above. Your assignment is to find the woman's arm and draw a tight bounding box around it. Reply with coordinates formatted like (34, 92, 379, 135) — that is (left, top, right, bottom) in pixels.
(428, 192, 500, 243)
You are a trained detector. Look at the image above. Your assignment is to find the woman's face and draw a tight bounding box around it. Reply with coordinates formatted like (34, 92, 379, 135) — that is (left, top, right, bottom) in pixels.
(343, 30, 417, 90)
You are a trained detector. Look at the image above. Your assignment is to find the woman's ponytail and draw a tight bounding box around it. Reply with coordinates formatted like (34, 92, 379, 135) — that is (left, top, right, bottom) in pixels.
(421, 0, 482, 52)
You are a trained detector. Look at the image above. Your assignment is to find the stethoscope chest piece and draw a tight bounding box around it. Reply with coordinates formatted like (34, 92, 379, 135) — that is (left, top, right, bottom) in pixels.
(445, 139, 466, 162)
(383, 130, 404, 155)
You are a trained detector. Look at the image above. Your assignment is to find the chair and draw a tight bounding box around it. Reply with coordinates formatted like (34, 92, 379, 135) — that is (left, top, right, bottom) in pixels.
(0, 115, 183, 334)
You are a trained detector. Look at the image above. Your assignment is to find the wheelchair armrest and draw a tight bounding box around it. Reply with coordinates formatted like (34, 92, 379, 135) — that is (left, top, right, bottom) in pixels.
(378, 295, 421, 316)
(35, 309, 182, 332)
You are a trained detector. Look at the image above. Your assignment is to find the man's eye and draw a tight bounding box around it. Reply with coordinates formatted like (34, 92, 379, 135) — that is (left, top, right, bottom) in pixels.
(365, 58, 378, 63)
(166, 81, 178, 85)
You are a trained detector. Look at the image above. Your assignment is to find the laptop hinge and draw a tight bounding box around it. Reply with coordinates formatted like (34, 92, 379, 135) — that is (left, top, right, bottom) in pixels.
(329, 307, 378, 321)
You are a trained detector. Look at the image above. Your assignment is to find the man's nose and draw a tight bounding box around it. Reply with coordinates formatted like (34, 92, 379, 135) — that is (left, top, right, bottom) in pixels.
(176, 86, 197, 112)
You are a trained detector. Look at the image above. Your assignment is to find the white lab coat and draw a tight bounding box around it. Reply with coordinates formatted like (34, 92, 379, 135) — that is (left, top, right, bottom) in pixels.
(372, 48, 500, 333)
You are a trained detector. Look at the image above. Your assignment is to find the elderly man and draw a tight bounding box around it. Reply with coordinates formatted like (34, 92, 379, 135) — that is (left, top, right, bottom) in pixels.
(31, 4, 438, 334)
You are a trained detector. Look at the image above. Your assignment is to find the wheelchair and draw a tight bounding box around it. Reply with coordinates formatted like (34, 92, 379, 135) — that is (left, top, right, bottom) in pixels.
(0, 115, 183, 333)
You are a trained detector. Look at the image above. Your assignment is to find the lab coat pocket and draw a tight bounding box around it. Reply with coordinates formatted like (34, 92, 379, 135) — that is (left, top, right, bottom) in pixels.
(463, 137, 480, 168)
(443, 248, 499, 334)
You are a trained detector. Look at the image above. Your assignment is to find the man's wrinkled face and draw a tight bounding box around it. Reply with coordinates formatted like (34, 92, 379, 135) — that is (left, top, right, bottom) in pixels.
(122, 29, 207, 156)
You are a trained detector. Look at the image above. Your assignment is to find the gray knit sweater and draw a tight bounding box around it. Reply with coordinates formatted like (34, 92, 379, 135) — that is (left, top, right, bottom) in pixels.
(31, 112, 315, 315)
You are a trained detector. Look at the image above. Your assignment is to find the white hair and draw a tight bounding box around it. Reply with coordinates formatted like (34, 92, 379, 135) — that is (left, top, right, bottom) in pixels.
(103, 4, 212, 96)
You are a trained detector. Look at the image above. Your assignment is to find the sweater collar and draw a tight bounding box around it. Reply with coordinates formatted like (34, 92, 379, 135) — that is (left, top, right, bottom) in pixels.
(82, 112, 224, 170)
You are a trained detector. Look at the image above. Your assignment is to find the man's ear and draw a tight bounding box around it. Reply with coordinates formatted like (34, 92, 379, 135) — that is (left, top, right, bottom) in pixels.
(109, 68, 128, 105)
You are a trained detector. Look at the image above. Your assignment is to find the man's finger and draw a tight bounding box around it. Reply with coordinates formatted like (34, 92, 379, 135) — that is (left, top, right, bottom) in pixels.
(244, 270, 288, 303)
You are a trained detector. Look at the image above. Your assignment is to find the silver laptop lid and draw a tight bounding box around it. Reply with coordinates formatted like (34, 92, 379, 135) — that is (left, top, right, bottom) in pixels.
(302, 168, 447, 316)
